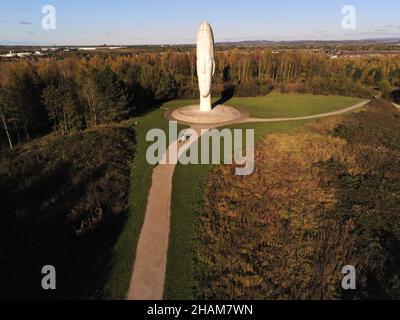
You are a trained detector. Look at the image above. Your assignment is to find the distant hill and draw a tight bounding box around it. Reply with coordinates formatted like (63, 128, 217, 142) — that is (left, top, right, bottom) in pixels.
(216, 37, 400, 47)
(1, 37, 400, 49)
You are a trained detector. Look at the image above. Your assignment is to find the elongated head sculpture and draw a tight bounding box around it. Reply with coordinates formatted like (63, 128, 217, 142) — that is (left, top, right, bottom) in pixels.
(197, 22, 215, 112)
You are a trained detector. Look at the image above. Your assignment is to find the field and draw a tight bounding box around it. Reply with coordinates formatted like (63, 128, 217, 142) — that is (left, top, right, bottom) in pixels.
(162, 93, 364, 119)
(228, 93, 364, 118)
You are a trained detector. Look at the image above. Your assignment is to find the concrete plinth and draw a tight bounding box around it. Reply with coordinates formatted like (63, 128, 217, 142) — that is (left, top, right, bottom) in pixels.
(171, 104, 242, 125)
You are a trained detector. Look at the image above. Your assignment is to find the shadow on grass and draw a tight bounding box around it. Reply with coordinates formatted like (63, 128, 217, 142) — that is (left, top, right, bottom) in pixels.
(212, 85, 235, 109)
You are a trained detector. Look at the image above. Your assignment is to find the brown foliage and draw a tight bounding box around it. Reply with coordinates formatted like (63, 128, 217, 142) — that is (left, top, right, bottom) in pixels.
(199, 99, 400, 299)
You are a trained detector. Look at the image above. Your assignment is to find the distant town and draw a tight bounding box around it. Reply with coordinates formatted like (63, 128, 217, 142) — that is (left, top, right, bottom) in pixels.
(1, 38, 400, 60)
(0, 46, 128, 59)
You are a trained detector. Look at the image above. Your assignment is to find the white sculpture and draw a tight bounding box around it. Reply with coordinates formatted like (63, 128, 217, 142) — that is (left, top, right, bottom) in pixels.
(171, 23, 243, 124)
(197, 22, 215, 112)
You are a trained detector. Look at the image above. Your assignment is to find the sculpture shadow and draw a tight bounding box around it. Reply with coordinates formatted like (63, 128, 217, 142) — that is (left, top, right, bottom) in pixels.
(212, 85, 235, 109)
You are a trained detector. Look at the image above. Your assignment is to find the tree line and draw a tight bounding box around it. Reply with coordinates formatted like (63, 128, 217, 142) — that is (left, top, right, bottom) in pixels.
(1, 49, 399, 149)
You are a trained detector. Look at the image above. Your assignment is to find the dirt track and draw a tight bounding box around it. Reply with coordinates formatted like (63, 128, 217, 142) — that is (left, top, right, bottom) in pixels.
(240, 100, 368, 123)
(127, 129, 203, 300)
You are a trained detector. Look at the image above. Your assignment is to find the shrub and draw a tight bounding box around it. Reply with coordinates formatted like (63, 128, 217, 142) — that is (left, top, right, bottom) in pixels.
(0, 126, 136, 299)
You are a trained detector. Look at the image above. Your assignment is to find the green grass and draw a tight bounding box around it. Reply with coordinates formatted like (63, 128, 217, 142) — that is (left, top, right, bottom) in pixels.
(100, 107, 185, 299)
(229, 93, 363, 118)
(163, 93, 364, 119)
(164, 119, 310, 300)
(162, 99, 199, 110)
(161, 93, 364, 119)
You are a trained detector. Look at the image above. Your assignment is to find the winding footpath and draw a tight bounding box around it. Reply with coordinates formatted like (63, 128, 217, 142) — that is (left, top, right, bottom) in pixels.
(127, 128, 204, 300)
(239, 100, 368, 123)
(127, 100, 370, 300)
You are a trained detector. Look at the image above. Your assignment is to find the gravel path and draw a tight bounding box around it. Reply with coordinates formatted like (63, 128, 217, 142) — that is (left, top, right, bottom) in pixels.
(127, 128, 203, 300)
(240, 100, 368, 123)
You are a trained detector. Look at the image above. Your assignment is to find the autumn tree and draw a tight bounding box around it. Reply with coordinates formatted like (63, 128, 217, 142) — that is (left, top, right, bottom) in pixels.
(42, 82, 81, 134)
(0, 62, 49, 142)
(0, 88, 14, 149)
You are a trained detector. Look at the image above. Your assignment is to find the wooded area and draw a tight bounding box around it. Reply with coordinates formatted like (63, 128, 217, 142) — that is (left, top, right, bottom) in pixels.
(1, 49, 399, 150)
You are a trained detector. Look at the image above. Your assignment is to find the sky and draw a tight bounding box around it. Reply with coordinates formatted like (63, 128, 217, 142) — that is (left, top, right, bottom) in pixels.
(0, 0, 399, 45)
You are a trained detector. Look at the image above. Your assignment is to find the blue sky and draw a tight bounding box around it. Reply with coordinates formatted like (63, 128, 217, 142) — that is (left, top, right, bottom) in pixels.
(0, 0, 399, 45)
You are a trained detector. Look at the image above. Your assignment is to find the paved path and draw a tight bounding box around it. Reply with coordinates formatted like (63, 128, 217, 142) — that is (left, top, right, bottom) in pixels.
(127, 128, 203, 300)
(127, 100, 369, 300)
(239, 100, 368, 123)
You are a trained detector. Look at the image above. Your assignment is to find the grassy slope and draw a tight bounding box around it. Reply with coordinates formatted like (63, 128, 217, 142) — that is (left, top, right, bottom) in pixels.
(165, 120, 309, 300)
(0, 127, 135, 299)
(161, 93, 363, 119)
(229, 93, 363, 118)
(101, 107, 185, 299)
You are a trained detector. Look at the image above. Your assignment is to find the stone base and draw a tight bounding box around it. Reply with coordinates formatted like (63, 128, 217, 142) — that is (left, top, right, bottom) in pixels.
(171, 104, 242, 125)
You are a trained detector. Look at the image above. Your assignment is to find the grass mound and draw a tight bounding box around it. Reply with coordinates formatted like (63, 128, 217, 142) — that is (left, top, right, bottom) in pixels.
(0, 126, 135, 299)
(229, 93, 364, 118)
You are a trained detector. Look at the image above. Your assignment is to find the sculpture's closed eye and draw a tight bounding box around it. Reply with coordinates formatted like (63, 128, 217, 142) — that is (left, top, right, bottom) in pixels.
(201, 56, 207, 74)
